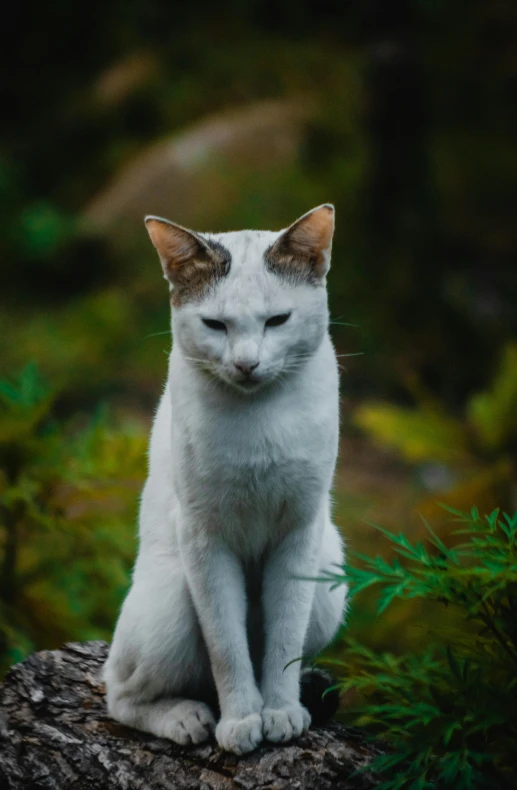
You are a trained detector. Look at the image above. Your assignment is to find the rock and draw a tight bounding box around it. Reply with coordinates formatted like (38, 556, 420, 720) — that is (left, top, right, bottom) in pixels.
(83, 99, 311, 232)
(0, 641, 384, 789)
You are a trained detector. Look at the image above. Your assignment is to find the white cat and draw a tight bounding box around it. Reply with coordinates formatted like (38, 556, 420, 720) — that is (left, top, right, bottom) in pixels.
(104, 204, 346, 755)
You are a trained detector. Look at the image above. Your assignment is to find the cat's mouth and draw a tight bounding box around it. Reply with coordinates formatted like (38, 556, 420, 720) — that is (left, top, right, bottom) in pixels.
(224, 369, 270, 394)
(215, 366, 279, 394)
(234, 374, 262, 391)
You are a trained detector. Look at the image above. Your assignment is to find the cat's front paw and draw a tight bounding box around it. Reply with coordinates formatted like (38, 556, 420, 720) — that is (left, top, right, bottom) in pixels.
(215, 713, 263, 755)
(262, 703, 311, 743)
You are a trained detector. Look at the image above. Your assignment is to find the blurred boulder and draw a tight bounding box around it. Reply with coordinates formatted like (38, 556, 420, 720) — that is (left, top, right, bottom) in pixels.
(84, 99, 311, 232)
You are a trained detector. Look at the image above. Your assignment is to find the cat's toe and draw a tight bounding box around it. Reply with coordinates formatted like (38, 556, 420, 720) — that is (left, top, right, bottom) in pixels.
(262, 704, 311, 743)
(166, 701, 216, 745)
(215, 713, 263, 754)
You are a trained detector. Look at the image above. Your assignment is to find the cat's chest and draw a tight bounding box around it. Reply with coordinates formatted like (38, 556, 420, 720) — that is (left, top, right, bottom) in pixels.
(175, 397, 333, 548)
(186, 396, 324, 481)
(197, 452, 314, 557)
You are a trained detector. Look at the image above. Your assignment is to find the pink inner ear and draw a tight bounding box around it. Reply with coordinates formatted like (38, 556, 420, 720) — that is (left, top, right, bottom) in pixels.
(289, 207, 334, 255)
(146, 220, 201, 270)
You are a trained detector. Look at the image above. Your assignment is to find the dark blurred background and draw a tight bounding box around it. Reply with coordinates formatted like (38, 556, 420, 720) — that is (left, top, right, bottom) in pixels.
(1, 0, 516, 674)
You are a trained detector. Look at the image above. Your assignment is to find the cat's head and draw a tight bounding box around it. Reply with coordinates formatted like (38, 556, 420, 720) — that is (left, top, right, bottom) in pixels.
(145, 205, 334, 394)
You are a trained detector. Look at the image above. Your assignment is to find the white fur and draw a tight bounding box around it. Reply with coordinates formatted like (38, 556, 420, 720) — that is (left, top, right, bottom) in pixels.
(104, 210, 347, 754)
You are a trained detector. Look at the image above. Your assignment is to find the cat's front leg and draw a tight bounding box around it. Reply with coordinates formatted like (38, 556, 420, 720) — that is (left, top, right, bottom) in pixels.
(260, 523, 320, 743)
(179, 526, 263, 754)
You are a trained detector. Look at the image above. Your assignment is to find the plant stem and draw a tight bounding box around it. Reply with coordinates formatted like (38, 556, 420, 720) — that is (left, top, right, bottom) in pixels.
(479, 598, 517, 666)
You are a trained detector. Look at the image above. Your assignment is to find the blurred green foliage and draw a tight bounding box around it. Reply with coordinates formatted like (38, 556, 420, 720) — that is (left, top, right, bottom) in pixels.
(354, 342, 517, 518)
(324, 506, 517, 789)
(0, 366, 145, 674)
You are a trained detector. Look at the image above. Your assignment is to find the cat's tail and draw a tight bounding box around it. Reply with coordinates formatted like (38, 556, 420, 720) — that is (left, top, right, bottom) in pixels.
(300, 666, 340, 726)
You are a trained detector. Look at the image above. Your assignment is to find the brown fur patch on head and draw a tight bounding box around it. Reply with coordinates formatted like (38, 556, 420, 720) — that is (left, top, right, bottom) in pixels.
(265, 204, 335, 284)
(145, 217, 231, 306)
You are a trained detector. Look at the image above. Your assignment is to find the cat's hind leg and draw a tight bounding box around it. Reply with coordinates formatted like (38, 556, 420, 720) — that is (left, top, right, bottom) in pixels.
(304, 520, 346, 657)
(107, 695, 216, 745)
(298, 521, 346, 725)
(104, 556, 216, 745)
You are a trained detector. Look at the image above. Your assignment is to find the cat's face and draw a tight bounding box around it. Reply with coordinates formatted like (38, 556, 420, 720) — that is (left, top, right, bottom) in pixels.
(146, 205, 334, 394)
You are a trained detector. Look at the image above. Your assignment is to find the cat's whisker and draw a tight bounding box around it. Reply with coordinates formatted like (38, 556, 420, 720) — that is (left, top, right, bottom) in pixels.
(203, 375, 220, 394)
(183, 355, 210, 365)
(146, 329, 172, 338)
(284, 359, 311, 370)
(280, 364, 303, 375)
(329, 320, 359, 328)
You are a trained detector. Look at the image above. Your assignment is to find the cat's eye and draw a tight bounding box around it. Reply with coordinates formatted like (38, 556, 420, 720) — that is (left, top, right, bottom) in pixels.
(202, 318, 226, 331)
(265, 313, 291, 328)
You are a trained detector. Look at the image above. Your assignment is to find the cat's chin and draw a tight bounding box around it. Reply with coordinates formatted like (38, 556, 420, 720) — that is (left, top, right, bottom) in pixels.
(217, 372, 275, 395)
(234, 379, 265, 394)
(227, 377, 266, 395)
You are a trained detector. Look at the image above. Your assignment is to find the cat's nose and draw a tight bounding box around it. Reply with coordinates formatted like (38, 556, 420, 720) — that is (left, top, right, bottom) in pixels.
(234, 361, 259, 376)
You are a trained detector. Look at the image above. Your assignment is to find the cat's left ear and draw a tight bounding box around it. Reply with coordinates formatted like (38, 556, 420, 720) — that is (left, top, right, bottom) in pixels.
(269, 204, 335, 280)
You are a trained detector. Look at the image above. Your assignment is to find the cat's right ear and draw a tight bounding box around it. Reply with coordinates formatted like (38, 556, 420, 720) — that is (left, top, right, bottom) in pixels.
(145, 216, 211, 285)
